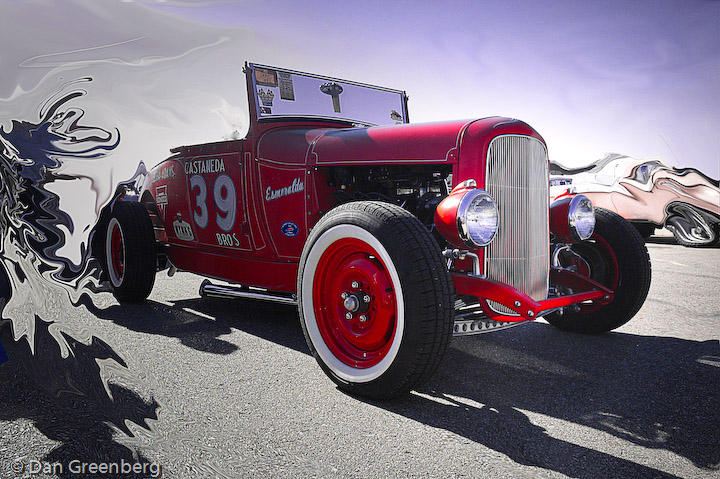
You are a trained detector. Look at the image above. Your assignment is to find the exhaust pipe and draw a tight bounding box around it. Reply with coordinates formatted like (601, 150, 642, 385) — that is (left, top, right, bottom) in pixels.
(199, 280, 297, 305)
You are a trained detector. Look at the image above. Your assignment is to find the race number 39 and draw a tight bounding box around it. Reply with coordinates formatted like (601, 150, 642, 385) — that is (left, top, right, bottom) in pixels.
(189, 174, 237, 232)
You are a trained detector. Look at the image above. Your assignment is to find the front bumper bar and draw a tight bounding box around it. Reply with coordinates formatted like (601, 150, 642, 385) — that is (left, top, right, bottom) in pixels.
(452, 268, 614, 322)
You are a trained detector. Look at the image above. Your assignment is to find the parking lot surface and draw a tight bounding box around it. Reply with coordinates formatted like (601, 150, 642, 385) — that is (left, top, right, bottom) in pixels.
(1, 235, 718, 478)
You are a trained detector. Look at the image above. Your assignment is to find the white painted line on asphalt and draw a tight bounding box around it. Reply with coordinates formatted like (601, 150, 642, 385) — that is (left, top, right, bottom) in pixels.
(182, 307, 215, 321)
(697, 355, 720, 368)
(410, 391, 459, 407)
(443, 394, 487, 411)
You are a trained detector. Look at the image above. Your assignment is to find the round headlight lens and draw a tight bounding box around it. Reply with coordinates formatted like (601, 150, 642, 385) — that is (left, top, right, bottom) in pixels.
(569, 195, 595, 240)
(458, 189, 499, 247)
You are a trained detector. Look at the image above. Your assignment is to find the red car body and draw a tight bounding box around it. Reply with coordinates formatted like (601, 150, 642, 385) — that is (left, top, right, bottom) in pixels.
(146, 120, 540, 290)
(142, 72, 605, 322)
(100, 63, 650, 397)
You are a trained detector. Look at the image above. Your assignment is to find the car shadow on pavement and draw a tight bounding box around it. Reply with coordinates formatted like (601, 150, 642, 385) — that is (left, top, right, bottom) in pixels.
(0, 320, 159, 479)
(78, 296, 241, 355)
(87, 295, 720, 479)
(375, 323, 719, 479)
(167, 296, 309, 353)
(645, 235, 678, 245)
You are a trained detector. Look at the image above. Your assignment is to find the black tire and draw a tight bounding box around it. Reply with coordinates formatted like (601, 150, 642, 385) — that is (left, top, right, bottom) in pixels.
(105, 202, 157, 302)
(297, 201, 453, 399)
(546, 208, 651, 333)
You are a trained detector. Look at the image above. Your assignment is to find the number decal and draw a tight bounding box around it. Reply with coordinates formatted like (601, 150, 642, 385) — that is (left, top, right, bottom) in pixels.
(214, 174, 236, 232)
(188, 174, 238, 234)
(189, 174, 209, 229)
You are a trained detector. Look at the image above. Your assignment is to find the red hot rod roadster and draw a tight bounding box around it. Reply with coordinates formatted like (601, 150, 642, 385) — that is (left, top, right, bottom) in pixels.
(95, 64, 651, 399)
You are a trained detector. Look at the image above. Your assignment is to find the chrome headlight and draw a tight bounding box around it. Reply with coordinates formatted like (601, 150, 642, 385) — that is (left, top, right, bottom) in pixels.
(569, 195, 595, 240)
(457, 189, 499, 247)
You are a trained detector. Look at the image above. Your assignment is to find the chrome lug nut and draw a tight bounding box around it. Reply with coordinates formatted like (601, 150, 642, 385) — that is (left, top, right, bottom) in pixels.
(351, 281, 360, 289)
(363, 295, 371, 303)
(341, 292, 348, 299)
(345, 312, 353, 320)
(359, 315, 368, 322)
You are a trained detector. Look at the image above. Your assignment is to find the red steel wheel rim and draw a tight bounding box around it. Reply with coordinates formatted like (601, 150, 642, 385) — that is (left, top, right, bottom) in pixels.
(312, 238, 397, 369)
(110, 222, 125, 280)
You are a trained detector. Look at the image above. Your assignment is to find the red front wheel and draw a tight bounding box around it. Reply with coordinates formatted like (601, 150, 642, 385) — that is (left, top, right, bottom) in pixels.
(298, 202, 453, 399)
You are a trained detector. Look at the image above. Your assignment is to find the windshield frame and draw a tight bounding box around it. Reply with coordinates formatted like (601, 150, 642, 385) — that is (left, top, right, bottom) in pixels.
(248, 63, 409, 127)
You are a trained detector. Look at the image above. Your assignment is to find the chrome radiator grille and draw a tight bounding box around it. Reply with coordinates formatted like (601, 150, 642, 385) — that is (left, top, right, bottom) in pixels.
(484, 135, 549, 314)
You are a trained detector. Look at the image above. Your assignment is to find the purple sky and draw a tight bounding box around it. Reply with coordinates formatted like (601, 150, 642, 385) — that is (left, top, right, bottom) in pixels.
(150, 0, 720, 176)
(2, 0, 719, 177)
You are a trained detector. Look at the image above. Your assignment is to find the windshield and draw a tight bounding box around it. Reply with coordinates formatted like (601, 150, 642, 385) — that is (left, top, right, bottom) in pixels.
(249, 63, 408, 126)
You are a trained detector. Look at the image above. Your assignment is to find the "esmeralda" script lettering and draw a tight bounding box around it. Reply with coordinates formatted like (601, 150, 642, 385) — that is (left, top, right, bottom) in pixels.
(266, 177, 304, 201)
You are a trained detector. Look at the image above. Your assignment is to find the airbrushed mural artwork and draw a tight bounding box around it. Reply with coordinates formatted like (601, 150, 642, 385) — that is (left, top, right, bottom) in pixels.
(551, 154, 720, 247)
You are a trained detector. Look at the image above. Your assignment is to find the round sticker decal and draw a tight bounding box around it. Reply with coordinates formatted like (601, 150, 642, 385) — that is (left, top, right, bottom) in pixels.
(281, 221, 299, 238)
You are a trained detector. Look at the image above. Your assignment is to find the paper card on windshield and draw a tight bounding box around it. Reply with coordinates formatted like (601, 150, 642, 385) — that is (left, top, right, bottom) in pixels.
(255, 68, 278, 87)
(278, 72, 295, 101)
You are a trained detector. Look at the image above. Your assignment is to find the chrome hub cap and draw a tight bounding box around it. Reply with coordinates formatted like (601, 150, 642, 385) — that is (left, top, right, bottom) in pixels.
(343, 295, 360, 312)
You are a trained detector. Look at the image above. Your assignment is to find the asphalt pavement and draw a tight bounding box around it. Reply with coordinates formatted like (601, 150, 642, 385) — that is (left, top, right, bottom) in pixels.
(1, 233, 718, 479)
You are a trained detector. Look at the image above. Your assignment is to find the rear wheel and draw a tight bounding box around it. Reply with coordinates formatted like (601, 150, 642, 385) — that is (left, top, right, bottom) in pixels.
(546, 208, 651, 333)
(105, 202, 157, 303)
(298, 201, 453, 399)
